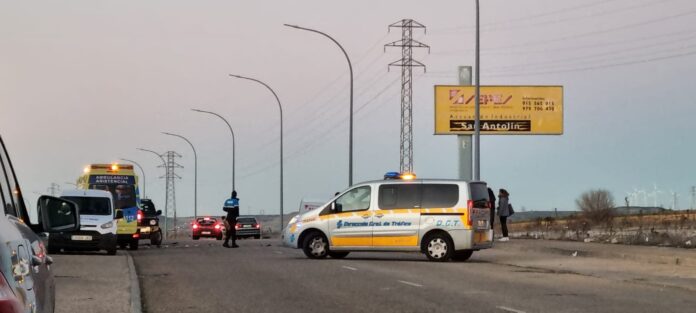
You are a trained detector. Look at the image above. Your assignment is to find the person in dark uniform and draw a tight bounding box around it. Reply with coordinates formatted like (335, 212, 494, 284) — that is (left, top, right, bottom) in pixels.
(223, 191, 240, 248)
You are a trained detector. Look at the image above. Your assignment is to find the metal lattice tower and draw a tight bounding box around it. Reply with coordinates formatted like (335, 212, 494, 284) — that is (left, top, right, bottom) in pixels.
(385, 19, 429, 173)
(160, 151, 182, 238)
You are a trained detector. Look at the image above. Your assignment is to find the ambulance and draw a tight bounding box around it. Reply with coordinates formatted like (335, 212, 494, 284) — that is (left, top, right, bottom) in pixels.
(77, 163, 142, 250)
(282, 173, 493, 262)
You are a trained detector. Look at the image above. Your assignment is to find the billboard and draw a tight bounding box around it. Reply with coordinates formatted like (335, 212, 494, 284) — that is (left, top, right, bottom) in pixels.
(434, 85, 563, 135)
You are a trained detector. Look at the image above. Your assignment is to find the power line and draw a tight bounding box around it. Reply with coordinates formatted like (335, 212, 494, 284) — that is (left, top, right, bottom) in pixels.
(434, 0, 623, 32)
(479, 0, 678, 33)
(439, 9, 696, 53)
(486, 35, 696, 72)
(433, 28, 696, 57)
(486, 48, 696, 77)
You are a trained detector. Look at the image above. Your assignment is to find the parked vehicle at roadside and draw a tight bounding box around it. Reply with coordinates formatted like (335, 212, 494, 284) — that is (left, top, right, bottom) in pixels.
(236, 217, 261, 239)
(46, 189, 119, 255)
(192, 217, 224, 240)
(137, 199, 163, 247)
(77, 163, 141, 250)
(0, 135, 82, 313)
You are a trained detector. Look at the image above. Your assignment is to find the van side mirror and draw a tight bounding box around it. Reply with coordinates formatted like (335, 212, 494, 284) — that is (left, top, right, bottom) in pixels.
(156, 210, 162, 216)
(37, 195, 80, 232)
(115, 210, 124, 219)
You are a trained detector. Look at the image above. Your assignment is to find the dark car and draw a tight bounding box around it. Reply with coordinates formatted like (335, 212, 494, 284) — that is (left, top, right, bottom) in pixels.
(0, 135, 81, 313)
(137, 199, 163, 247)
(192, 217, 224, 240)
(235, 217, 261, 239)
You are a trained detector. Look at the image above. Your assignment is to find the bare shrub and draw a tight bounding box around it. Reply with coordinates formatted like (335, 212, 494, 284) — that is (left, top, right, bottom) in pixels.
(576, 189, 616, 228)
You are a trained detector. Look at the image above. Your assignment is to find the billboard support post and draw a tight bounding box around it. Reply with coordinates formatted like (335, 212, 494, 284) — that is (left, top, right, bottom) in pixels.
(457, 66, 473, 181)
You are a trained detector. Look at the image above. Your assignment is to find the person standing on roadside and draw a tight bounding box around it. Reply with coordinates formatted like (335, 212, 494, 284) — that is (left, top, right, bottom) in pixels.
(497, 189, 511, 241)
(487, 187, 496, 235)
(223, 191, 240, 248)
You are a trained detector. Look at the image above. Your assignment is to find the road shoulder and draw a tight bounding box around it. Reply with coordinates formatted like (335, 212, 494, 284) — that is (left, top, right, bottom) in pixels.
(53, 251, 137, 313)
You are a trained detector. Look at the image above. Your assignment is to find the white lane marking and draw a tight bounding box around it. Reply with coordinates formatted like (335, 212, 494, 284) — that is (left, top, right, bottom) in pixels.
(496, 306, 527, 313)
(341, 266, 358, 271)
(397, 280, 424, 288)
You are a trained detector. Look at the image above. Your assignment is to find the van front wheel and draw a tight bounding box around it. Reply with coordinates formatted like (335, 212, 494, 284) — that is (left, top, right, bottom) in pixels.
(423, 232, 453, 262)
(302, 232, 328, 259)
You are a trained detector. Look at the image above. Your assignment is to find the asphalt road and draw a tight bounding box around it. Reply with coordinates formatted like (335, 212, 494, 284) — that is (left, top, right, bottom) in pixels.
(131, 239, 696, 313)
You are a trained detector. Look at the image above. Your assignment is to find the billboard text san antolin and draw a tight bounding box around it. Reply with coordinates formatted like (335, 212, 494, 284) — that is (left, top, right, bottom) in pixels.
(434, 85, 564, 135)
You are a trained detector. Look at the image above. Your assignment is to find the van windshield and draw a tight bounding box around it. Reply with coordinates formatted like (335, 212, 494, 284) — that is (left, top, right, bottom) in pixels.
(62, 196, 111, 216)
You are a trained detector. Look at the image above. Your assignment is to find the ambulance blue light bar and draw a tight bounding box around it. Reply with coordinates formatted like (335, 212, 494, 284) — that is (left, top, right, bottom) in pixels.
(384, 172, 416, 180)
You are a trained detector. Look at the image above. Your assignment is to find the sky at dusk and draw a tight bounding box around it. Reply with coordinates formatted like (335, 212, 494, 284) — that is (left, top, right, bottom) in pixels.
(2, 0, 695, 219)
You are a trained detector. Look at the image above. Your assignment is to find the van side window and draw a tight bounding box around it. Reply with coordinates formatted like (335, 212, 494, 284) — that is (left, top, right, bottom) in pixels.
(335, 186, 371, 213)
(378, 184, 420, 209)
(421, 184, 459, 208)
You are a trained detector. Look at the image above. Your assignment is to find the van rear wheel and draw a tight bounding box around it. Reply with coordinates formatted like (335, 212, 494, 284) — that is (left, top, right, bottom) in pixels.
(302, 231, 328, 259)
(423, 232, 453, 262)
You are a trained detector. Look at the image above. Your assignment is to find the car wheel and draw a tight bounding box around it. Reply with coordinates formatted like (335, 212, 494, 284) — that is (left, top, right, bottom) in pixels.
(302, 231, 329, 259)
(107, 247, 117, 255)
(151, 231, 163, 247)
(328, 251, 349, 259)
(423, 232, 453, 262)
(254, 235, 261, 239)
(129, 239, 139, 250)
(216, 235, 223, 240)
(452, 250, 474, 262)
(193, 236, 200, 240)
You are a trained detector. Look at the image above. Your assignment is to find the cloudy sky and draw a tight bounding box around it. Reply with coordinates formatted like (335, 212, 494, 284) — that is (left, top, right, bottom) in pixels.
(2, 0, 695, 219)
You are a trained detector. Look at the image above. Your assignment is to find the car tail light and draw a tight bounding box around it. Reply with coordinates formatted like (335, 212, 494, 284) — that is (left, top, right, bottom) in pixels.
(466, 200, 474, 227)
(192, 224, 199, 229)
(235, 223, 241, 230)
(214, 224, 221, 229)
(133, 233, 140, 239)
(255, 224, 260, 229)
(0, 271, 23, 313)
(137, 210, 143, 223)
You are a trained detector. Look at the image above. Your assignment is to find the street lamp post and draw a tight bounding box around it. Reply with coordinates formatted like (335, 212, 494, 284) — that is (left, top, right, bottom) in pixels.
(162, 132, 198, 220)
(474, 0, 482, 181)
(228, 74, 284, 229)
(120, 158, 146, 198)
(192, 109, 236, 193)
(284, 24, 354, 186)
(137, 148, 169, 239)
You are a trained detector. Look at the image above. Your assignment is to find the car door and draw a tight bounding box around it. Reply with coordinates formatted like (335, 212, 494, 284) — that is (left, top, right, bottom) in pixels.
(372, 183, 422, 248)
(326, 185, 374, 248)
(1, 136, 54, 313)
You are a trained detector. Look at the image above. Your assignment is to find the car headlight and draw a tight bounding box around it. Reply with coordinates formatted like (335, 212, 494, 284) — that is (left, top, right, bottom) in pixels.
(149, 219, 157, 226)
(101, 221, 114, 229)
(288, 216, 298, 225)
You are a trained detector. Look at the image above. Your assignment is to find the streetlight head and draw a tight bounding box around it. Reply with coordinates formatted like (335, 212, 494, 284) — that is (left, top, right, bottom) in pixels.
(191, 108, 203, 112)
(283, 23, 299, 29)
(228, 74, 241, 78)
(162, 132, 173, 136)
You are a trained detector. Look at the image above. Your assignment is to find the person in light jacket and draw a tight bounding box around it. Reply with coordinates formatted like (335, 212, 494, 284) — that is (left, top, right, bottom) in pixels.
(497, 189, 511, 241)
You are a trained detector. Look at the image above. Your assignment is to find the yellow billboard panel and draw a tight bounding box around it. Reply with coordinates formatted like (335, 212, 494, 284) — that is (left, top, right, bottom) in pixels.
(434, 85, 563, 135)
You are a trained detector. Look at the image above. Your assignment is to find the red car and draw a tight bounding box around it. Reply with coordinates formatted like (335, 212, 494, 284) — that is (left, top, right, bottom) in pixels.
(192, 217, 224, 240)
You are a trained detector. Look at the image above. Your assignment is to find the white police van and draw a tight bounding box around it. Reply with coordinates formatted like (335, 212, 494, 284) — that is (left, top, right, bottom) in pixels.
(48, 189, 119, 255)
(283, 173, 493, 262)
